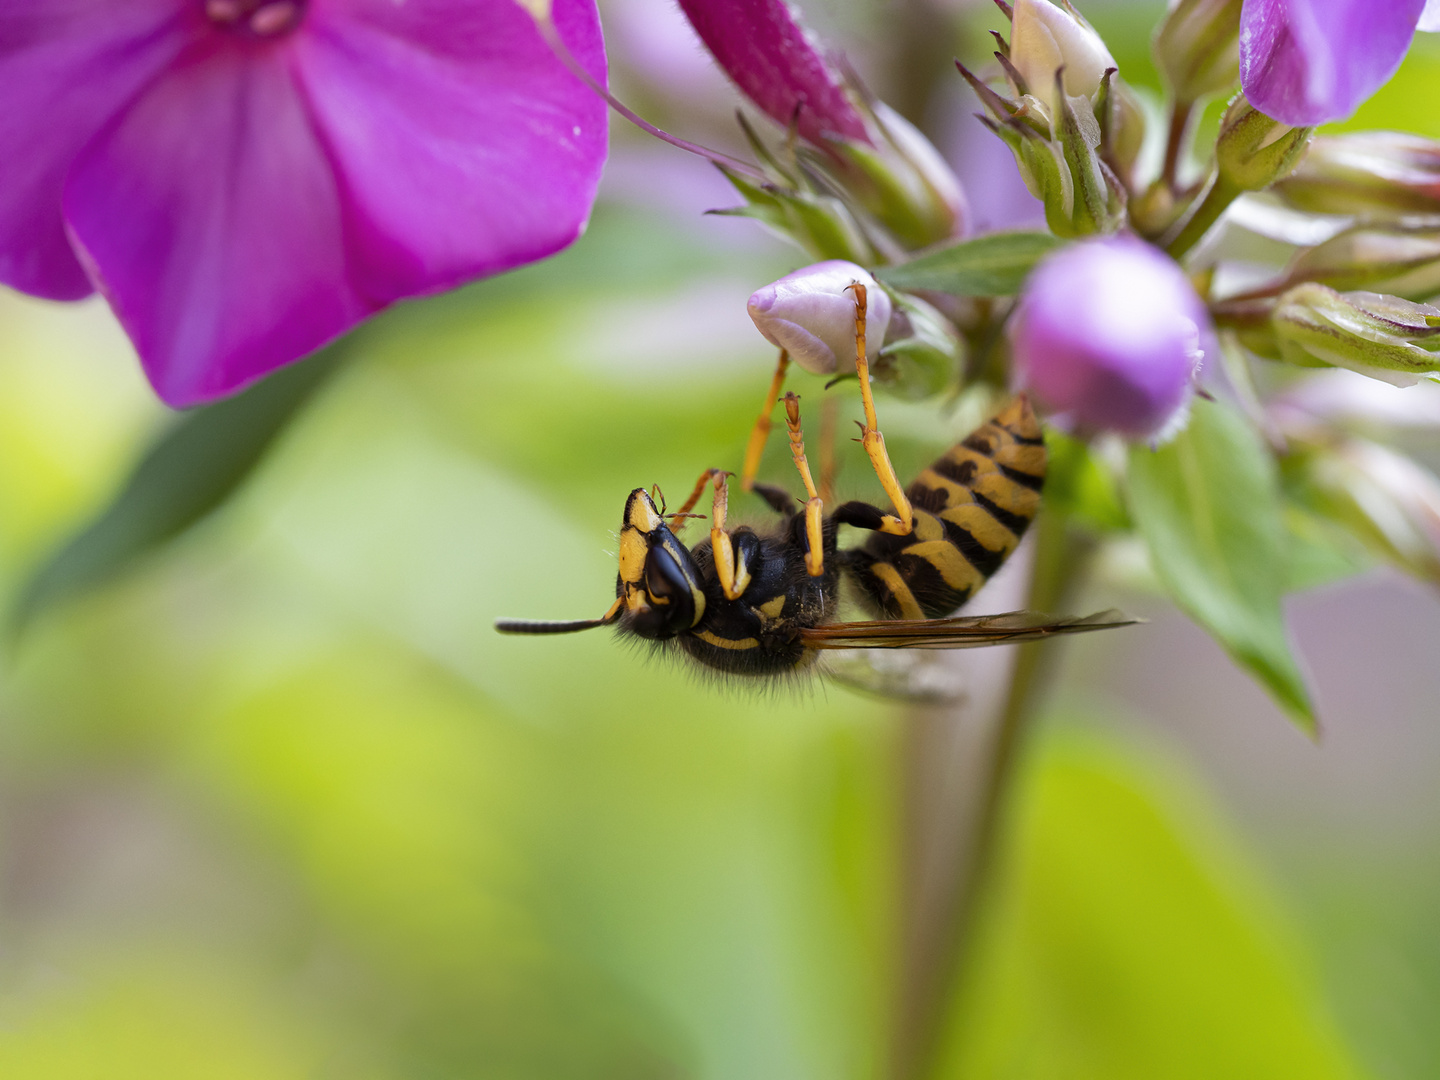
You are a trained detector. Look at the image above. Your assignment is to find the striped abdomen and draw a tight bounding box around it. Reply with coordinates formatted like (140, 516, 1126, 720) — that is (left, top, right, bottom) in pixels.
(847, 397, 1046, 620)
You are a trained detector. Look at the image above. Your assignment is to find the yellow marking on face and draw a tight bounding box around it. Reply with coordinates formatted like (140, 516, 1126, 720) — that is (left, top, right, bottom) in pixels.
(902, 540, 986, 593)
(618, 527, 649, 593)
(694, 629, 760, 650)
(940, 503, 1018, 551)
(869, 561, 925, 620)
(600, 597, 624, 623)
(757, 595, 787, 619)
(626, 490, 663, 532)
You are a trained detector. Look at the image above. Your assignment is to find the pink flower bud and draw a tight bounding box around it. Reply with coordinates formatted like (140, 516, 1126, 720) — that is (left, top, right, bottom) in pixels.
(747, 261, 893, 375)
(675, 0, 869, 147)
(1010, 237, 1209, 438)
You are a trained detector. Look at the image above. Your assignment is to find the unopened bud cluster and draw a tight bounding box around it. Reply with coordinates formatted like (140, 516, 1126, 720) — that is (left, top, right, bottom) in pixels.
(960, 0, 1135, 238)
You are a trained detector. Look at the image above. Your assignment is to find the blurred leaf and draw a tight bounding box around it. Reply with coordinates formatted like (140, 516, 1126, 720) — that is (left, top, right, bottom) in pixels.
(875, 231, 1063, 296)
(1283, 503, 1374, 593)
(1127, 399, 1316, 731)
(1044, 431, 1130, 532)
(1283, 437, 1440, 590)
(942, 732, 1368, 1080)
(10, 341, 348, 633)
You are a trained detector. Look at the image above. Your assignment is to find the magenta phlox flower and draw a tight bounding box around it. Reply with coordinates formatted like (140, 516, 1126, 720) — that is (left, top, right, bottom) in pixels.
(673, 0, 869, 147)
(1010, 237, 1208, 439)
(0, 0, 607, 406)
(1239, 0, 1440, 126)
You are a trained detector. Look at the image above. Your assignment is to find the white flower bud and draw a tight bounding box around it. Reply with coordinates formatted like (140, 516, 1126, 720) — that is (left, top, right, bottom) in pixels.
(1010, 0, 1116, 115)
(747, 261, 893, 375)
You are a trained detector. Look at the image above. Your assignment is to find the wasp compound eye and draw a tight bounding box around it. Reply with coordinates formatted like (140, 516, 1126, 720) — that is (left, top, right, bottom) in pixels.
(630, 545, 697, 639)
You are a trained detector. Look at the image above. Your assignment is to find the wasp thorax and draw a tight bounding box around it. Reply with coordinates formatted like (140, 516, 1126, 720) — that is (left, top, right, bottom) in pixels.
(204, 0, 306, 36)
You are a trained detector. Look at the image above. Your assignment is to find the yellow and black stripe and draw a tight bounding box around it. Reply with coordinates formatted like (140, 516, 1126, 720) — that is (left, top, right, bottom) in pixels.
(847, 397, 1045, 620)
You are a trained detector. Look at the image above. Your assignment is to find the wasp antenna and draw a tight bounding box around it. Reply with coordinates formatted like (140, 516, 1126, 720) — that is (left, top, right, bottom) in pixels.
(495, 617, 609, 635)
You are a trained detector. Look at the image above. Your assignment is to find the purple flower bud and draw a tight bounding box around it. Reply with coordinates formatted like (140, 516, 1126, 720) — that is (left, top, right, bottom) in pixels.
(674, 0, 870, 147)
(747, 261, 892, 375)
(1010, 237, 1208, 438)
(1239, 0, 1432, 126)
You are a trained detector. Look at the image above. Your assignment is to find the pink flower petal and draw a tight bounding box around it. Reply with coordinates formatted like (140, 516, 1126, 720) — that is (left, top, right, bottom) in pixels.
(1240, 0, 1427, 126)
(293, 0, 608, 302)
(674, 0, 868, 146)
(62, 38, 369, 407)
(0, 0, 197, 299)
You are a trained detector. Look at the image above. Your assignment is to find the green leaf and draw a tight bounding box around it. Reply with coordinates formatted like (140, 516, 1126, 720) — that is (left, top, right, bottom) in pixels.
(875, 231, 1063, 296)
(1127, 399, 1316, 732)
(10, 341, 348, 633)
(943, 732, 1367, 1080)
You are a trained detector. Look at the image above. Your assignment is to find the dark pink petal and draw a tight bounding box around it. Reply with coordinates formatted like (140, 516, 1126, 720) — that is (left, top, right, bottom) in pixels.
(63, 38, 370, 407)
(292, 0, 607, 303)
(0, 0, 197, 299)
(674, 0, 868, 146)
(1239, 0, 1427, 125)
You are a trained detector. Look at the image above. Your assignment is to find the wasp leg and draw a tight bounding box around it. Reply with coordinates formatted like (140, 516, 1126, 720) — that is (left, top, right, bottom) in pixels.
(707, 471, 751, 600)
(667, 467, 725, 533)
(846, 282, 913, 536)
(751, 482, 799, 516)
(830, 500, 891, 532)
(783, 392, 826, 577)
(740, 349, 791, 492)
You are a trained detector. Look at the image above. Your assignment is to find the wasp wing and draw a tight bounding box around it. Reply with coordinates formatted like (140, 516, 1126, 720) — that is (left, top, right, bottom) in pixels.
(799, 609, 1138, 650)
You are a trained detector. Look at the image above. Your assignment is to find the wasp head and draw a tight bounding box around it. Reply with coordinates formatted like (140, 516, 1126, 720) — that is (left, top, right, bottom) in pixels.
(615, 488, 708, 639)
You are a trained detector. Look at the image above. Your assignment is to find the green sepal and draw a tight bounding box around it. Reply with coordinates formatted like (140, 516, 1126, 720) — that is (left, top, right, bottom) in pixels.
(872, 292, 961, 399)
(714, 165, 881, 265)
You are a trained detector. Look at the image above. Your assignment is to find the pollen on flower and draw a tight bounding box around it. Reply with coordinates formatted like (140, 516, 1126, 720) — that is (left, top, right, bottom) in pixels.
(204, 0, 305, 36)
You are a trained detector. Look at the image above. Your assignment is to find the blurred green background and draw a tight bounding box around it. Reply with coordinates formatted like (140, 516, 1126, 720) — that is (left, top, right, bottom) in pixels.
(3, 1, 1440, 1077)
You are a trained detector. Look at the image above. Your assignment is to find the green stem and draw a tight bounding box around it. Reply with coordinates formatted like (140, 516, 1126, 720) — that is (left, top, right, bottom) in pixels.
(1165, 175, 1240, 260)
(891, 508, 1093, 1080)
(1161, 99, 1195, 191)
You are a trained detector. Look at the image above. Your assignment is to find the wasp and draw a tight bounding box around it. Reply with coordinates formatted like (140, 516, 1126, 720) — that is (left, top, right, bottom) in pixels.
(496, 332, 1131, 675)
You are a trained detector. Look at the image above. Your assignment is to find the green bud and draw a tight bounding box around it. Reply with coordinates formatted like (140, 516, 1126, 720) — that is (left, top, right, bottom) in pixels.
(1153, 0, 1242, 104)
(1274, 132, 1440, 219)
(829, 103, 968, 251)
(1283, 223, 1440, 299)
(1055, 76, 1126, 235)
(1272, 283, 1440, 385)
(963, 60, 1124, 239)
(1215, 98, 1312, 193)
(1097, 69, 1146, 189)
(873, 293, 962, 399)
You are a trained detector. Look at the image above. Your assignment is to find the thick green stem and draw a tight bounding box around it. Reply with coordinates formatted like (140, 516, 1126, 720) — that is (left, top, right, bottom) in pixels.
(1165, 175, 1240, 260)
